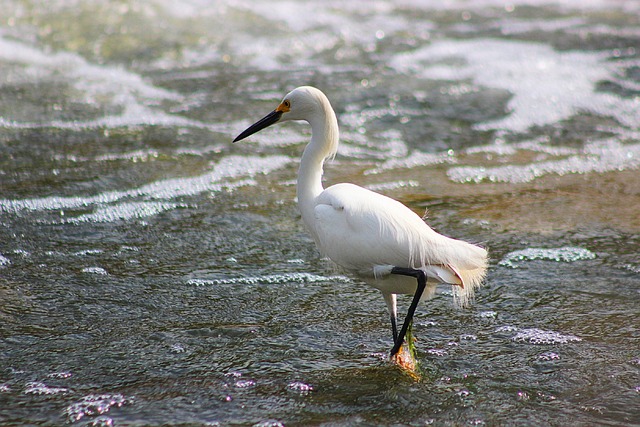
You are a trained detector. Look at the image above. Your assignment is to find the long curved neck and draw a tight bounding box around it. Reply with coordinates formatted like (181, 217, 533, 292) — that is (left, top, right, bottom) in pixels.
(296, 102, 339, 232)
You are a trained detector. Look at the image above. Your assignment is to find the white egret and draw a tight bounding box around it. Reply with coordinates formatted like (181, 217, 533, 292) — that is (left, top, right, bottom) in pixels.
(234, 86, 487, 357)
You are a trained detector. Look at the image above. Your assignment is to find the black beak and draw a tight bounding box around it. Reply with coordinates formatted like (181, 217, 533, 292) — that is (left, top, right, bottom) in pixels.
(233, 110, 283, 142)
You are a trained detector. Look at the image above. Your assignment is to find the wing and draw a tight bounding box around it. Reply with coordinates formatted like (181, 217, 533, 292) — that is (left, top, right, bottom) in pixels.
(313, 183, 486, 280)
(313, 183, 414, 272)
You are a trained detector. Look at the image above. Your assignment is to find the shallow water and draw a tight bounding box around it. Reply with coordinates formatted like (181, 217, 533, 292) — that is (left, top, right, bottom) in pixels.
(0, 1, 639, 426)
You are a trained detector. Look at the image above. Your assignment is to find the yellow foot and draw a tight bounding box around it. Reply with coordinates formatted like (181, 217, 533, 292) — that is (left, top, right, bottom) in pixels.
(390, 341, 421, 380)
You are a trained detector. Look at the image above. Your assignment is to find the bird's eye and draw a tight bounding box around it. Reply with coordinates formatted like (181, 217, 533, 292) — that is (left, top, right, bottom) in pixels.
(276, 99, 291, 113)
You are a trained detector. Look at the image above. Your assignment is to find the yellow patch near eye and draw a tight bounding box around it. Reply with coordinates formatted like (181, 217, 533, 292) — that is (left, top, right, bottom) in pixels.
(276, 100, 291, 113)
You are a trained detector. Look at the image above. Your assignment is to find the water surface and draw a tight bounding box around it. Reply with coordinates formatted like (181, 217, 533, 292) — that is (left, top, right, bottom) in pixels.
(0, 1, 639, 426)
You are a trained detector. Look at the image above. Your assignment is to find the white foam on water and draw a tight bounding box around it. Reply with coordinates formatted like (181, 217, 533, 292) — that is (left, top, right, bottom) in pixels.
(621, 263, 640, 274)
(365, 150, 457, 175)
(64, 393, 134, 423)
(95, 150, 161, 163)
(499, 246, 596, 268)
(0, 34, 187, 128)
(0, 254, 10, 267)
(187, 272, 351, 286)
(0, 155, 292, 215)
(87, 416, 114, 427)
(287, 381, 313, 394)
(47, 371, 72, 379)
(398, 0, 640, 12)
(538, 351, 561, 360)
(496, 325, 581, 345)
(389, 38, 639, 133)
(0, 105, 208, 130)
(224, 1, 412, 69)
(142, 0, 640, 79)
(236, 381, 260, 393)
(466, 136, 580, 158)
(338, 132, 409, 161)
(252, 420, 285, 427)
(365, 180, 420, 192)
(495, 325, 519, 333)
(169, 343, 187, 354)
(478, 310, 498, 319)
(23, 381, 69, 396)
(497, 16, 589, 36)
(73, 249, 104, 257)
(449, 139, 640, 184)
(154, 0, 229, 19)
(58, 144, 231, 164)
(512, 328, 582, 345)
(67, 202, 181, 224)
(154, 0, 640, 24)
(152, 1, 420, 72)
(81, 267, 108, 275)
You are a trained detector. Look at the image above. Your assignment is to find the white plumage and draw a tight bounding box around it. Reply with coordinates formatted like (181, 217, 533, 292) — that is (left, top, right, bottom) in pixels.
(234, 86, 488, 356)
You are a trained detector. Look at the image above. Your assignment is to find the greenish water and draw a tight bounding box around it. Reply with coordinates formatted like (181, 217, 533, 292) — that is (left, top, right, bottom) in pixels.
(0, 1, 639, 426)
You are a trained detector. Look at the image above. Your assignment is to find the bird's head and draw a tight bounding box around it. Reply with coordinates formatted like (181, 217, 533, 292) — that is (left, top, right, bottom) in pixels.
(233, 86, 326, 142)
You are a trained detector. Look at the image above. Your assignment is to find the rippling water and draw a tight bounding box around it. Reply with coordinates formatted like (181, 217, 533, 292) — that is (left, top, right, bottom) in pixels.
(1, 1, 639, 426)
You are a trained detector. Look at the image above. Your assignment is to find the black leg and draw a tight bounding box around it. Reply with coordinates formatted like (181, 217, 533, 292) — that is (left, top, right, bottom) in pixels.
(389, 267, 427, 356)
(390, 315, 398, 344)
